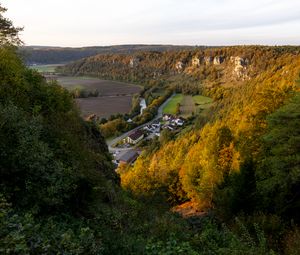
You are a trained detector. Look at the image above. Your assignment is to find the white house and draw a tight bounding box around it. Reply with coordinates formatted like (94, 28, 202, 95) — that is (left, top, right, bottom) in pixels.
(126, 130, 144, 144)
(175, 118, 184, 126)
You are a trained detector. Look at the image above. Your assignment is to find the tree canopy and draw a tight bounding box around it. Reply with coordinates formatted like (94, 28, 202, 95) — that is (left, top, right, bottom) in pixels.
(0, 4, 22, 46)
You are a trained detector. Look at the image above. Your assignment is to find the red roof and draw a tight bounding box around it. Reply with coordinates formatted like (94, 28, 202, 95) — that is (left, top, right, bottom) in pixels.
(128, 130, 144, 141)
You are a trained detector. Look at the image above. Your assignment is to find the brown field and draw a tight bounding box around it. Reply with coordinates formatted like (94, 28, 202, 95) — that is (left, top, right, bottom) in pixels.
(180, 95, 196, 117)
(76, 96, 133, 119)
(55, 76, 141, 96)
(50, 76, 142, 118)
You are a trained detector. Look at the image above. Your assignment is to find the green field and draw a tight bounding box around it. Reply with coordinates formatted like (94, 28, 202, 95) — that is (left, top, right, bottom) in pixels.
(29, 64, 62, 73)
(163, 94, 213, 117)
(162, 94, 183, 114)
(193, 95, 213, 118)
(193, 95, 213, 105)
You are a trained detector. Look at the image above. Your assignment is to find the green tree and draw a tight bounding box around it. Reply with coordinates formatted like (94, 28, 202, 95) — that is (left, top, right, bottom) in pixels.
(0, 4, 23, 45)
(176, 102, 181, 115)
(159, 128, 174, 145)
(257, 92, 300, 219)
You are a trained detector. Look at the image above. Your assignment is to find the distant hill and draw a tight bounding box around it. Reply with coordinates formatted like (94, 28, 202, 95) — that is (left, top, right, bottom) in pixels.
(59, 45, 300, 90)
(20, 44, 200, 64)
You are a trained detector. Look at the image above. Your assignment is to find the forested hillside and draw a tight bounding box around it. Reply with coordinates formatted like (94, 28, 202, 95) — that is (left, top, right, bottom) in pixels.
(21, 45, 197, 64)
(121, 51, 300, 212)
(2, 3, 300, 254)
(59, 45, 300, 90)
(61, 45, 300, 253)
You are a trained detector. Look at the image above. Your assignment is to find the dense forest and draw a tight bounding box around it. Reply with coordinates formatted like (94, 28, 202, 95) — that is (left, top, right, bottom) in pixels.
(59, 45, 300, 89)
(61, 40, 300, 253)
(2, 3, 300, 254)
(20, 45, 197, 65)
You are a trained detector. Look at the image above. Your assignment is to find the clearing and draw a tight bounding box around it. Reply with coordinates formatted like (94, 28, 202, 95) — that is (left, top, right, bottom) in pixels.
(180, 95, 196, 118)
(162, 94, 183, 114)
(163, 94, 213, 117)
(30, 64, 63, 73)
(193, 95, 213, 107)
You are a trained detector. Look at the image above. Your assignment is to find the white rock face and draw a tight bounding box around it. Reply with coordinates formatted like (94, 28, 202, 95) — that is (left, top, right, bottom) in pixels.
(230, 56, 250, 80)
(192, 56, 200, 67)
(204, 56, 213, 65)
(129, 57, 139, 68)
(213, 56, 224, 65)
(175, 61, 184, 72)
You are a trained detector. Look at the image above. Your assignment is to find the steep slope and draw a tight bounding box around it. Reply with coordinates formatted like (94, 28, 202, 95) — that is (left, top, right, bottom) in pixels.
(59, 46, 300, 89)
(119, 48, 300, 215)
(0, 46, 195, 254)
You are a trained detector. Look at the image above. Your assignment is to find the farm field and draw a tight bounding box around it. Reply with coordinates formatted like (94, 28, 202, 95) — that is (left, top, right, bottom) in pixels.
(76, 96, 132, 119)
(162, 94, 183, 114)
(51, 76, 142, 118)
(193, 95, 213, 106)
(30, 64, 63, 73)
(163, 94, 213, 117)
(56, 76, 141, 96)
(180, 95, 196, 117)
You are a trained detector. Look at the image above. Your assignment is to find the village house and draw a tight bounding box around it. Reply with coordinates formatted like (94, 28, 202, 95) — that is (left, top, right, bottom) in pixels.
(118, 150, 139, 165)
(126, 130, 144, 144)
(175, 118, 184, 126)
(163, 114, 172, 121)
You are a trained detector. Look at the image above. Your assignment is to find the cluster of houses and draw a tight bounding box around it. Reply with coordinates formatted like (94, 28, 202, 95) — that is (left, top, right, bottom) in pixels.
(124, 114, 185, 145)
(142, 120, 161, 137)
(112, 114, 185, 166)
(162, 114, 184, 131)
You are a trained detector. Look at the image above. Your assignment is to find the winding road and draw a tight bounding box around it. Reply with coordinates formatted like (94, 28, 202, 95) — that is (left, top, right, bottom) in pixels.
(106, 94, 175, 153)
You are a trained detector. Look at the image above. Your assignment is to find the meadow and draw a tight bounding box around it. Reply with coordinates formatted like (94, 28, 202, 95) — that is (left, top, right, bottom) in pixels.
(162, 94, 183, 114)
(29, 64, 63, 73)
(163, 94, 212, 117)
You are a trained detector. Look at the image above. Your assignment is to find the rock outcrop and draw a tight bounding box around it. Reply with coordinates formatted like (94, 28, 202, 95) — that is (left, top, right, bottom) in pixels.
(129, 57, 139, 68)
(213, 56, 224, 65)
(175, 61, 184, 72)
(192, 56, 200, 67)
(230, 56, 250, 80)
(204, 56, 213, 65)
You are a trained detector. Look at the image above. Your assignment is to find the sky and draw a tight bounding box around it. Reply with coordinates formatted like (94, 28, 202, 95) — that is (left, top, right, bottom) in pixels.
(2, 0, 300, 47)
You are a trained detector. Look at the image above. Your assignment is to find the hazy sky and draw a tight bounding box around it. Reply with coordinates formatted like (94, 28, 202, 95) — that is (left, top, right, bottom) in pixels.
(2, 0, 300, 46)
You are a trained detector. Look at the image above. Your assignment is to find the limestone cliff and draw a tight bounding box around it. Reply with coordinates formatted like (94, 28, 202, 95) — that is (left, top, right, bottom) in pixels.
(230, 56, 250, 80)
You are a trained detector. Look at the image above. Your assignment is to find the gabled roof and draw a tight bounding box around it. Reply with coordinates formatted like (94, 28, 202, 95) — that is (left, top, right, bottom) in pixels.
(119, 150, 139, 163)
(128, 130, 144, 141)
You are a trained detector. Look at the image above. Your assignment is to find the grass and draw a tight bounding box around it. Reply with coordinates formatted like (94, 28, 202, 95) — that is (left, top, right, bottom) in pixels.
(180, 95, 196, 118)
(192, 95, 213, 105)
(193, 95, 213, 117)
(163, 94, 183, 114)
(29, 64, 62, 73)
(163, 94, 213, 117)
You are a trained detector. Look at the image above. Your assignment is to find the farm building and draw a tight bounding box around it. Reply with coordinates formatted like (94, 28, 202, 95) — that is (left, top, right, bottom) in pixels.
(126, 130, 144, 144)
(118, 150, 139, 164)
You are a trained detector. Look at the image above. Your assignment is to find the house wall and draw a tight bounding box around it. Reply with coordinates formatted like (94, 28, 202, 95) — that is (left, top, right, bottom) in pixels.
(127, 134, 144, 144)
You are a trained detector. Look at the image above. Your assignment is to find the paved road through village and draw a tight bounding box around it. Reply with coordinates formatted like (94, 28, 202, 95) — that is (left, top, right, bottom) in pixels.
(106, 94, 175, 153)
